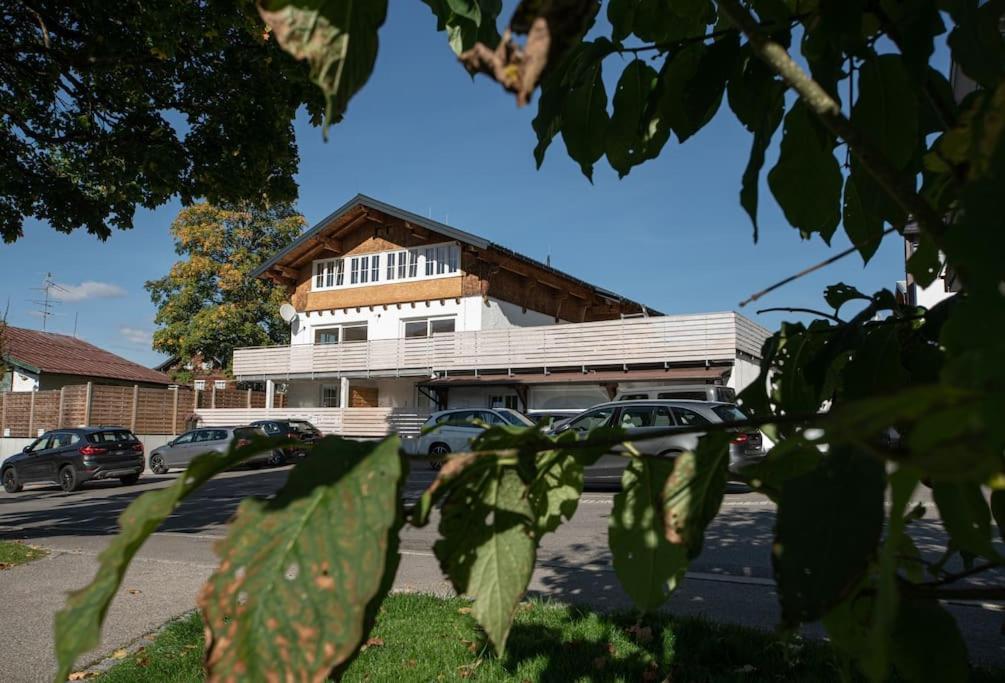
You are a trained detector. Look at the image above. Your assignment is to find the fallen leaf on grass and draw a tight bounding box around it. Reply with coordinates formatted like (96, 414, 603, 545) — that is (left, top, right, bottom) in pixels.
(111, 649, 128, 660)
(361, 637, 385, 651)
(127, 588, 142, 595)
(457, 606, 472, 615)
(68, 672, 94, 680)
(626, 623, 653, 644)
(404, 659, 417, 669)
(460, 638, 478, 653)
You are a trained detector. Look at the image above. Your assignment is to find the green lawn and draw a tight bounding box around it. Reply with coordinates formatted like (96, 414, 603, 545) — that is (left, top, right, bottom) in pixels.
(99, 593, 856, 682)
(0, 540, 46, 569)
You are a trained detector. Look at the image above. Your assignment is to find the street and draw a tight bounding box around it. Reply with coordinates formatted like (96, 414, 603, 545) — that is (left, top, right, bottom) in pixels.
(1, 465, 1003, 681)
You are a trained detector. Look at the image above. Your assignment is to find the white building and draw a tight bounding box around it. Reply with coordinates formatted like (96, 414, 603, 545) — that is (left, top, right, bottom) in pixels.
(197, 196, 771, 436)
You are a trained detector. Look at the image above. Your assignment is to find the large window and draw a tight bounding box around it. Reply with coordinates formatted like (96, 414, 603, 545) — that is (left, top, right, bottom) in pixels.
(314, 323, 368, 345)
(312, 242, 460, 291)
(321, 384, 340, 408)
(403, 317, 456, 339)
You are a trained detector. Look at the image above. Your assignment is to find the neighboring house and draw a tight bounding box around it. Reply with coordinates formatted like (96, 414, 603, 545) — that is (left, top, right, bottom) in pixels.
(213, 194, 770, 423)
(1, 326, 173, 391)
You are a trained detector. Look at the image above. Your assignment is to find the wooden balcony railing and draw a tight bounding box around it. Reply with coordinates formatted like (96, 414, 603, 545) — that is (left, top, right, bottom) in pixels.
(232, 312, 770, 379)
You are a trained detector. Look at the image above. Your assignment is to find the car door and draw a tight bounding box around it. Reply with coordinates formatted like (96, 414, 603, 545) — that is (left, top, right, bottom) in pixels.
(559, 407, 619, 486)
(18, 435, 54, 482)
(163, 431, 196, 468)
(443, 411, 482, 451)
(46, 432, 80, 481)
(185, 429, 221, 464)
(669, 406, 708, 452)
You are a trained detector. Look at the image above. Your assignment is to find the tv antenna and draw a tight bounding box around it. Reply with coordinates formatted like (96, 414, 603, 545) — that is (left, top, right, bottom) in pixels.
(29, 273, 67, 331)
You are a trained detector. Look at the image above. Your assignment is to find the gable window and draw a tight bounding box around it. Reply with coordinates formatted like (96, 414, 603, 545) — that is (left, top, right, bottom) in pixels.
(312, 242, 459, 291)
(403, 317, 456, 339)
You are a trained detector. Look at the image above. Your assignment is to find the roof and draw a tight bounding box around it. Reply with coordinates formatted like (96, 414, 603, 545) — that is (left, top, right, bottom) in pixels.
(253, 194, 660, 314)
(1, 326, 173, 386)
(418, 367, 729, 387)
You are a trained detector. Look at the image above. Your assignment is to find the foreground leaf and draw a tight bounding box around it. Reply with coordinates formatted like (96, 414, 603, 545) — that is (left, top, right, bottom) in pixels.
(200, 436, 404, 681)
(932, 481, 999, 561)
(774, 446, 884, 624)
(610, 457, 687, 611)
(53, 437, 287, 682)
(259, 0, 388, 132)
(529, 450, 584, 536)
(661, 433, 730, 558)
(434, 466, 535, 653)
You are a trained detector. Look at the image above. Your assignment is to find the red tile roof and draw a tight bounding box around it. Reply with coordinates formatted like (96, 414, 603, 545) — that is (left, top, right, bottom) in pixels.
(2, 326, 172, 385)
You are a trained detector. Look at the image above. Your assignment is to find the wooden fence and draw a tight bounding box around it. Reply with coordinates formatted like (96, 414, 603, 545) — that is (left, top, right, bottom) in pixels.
(0, 383, 278, 438)
(195, 407, 429, 438)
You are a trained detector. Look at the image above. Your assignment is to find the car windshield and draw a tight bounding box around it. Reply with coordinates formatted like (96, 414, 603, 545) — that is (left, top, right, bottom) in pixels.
(495, 409, 534, 427)
(87, 430, 136, 443)
(288, 421, 317, 433)
(711, 404, 747, 422)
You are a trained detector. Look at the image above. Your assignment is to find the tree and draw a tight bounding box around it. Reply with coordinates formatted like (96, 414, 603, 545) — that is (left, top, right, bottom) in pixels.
(146, 202, 304, 378)
(0, 0, 323, 242)
(50, 2, 1005, 682)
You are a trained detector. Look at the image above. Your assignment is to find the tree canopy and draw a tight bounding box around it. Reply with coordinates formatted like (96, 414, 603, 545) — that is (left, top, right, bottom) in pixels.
(41, 2, 1005, 683)
(1, 0, 322, 242)
(146, 202, 304, 377)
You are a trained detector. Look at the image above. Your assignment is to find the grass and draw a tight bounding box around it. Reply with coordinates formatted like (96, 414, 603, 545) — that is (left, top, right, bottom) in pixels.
(0, 540, 46, 569)
(99, 593, 853, 682)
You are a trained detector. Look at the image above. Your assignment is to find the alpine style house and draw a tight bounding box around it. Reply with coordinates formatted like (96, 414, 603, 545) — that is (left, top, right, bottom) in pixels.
(195, 195, 771, 437)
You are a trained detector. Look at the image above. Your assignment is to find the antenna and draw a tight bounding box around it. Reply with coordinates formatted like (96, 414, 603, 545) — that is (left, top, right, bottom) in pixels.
(28, 272, 67, 331)
(73, 312, 79, 337)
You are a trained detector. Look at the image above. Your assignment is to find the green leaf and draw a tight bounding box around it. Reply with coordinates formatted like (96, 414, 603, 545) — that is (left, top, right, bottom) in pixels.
(200, 436, 404, 681)
(609, 457, 687, 611)
(768, 102, 843, 241)
(852, 54, 918, 170)
(53, 437, 288, 682)
(648, 44, 704, 144)
(842, 325, 911, 399)
(774, 446, 885, 624)
(823, 282, 870, 312)
(907, 232, 942, 288)
(560, 52, 610, 180)
(529, 450, 584, 536)
(932, 481, 999, 560)
(434, 466, 536, 653)
(992, 489, 1005, 542)
(421, 0, 502, 54)
(843, 175, 884, 263)
(945, 0, 1005, 88)
(606, 0, 637, 41)
(741, 438, 821, 498)
(879, 0, 945, 81)
(605, 60, 669, 177)
(678, 34, 740, 142)
(661, 432, 730, 558)
(889, 597, 970, 683)
(259, 0, 388, 134)
(728, 52, 785, 242)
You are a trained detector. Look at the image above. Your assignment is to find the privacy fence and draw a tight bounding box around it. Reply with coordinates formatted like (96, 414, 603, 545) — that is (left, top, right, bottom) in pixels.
(0, 383, 283, 438)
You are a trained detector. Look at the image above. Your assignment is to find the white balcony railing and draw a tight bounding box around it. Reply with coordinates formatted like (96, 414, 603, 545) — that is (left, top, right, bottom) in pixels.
(232, 312, 770, 380)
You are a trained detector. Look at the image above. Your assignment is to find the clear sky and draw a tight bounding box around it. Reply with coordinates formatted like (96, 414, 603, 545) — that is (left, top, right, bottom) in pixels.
(0, 3, 944, 367)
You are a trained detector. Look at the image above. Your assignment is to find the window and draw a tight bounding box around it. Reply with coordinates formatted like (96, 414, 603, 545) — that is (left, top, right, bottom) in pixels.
(619, 406, 655, 428)
(657, 391, 707, 401)
(194, 379, 206, 390)
(26, 435, 53, 452)
(672, 407, 711, 427)
(88, 430, 136, 443)
(321, 384, 340, 408)
(653, 407, 674, 427)
(495, 408, 534, 427)
(314, 243, 459, 290)
(214, 380, 227, 390)
(342, 324, 368, 342)
(174, 432, 195, 445)
(315, 328, 340, 345)
(567, 408, 613, 433)
(711, 404, 747, 422)
(404, 317, 456, 339)
(490, 395, 519, 410)
(618, 393, 648, 401)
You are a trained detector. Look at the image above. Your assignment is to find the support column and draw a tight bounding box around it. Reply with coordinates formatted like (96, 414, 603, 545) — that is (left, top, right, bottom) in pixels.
(171, 387, 179, 435)
(339, 377, 350, 409)
(265, 379, 275, 411)
(57, 387, 65, 428)
(83, 381, 93, 426)
(27, 390, 35, 438)
(130, 385, 139, 432)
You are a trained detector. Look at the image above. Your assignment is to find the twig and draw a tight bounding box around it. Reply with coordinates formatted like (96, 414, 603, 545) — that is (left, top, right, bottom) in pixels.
(739, 227, 896, 307)
(918, 561, 1002, 588)
(717, 0, 949, 247)
(756, 307, 845, 323)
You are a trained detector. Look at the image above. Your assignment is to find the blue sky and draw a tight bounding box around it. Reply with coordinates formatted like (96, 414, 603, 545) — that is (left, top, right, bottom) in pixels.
(0, 3, 944, 367)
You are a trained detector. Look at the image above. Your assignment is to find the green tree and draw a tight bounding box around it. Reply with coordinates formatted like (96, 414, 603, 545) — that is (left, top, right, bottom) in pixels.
(0, 0, 322, 242)
(49, 2, 1005, 682)
(146, 202, 303, 378)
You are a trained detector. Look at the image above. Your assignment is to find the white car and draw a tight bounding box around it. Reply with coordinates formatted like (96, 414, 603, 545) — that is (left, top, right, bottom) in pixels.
(415, 408, 534, 468)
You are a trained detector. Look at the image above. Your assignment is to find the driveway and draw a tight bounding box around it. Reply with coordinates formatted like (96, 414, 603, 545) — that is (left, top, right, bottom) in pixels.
(1, 467, 1003, 681)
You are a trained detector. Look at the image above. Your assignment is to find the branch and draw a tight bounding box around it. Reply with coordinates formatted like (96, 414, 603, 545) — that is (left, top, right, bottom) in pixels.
(717, 0, 949, 247)
(919, 561, 1002, 587)
(756, 307, 845, 323)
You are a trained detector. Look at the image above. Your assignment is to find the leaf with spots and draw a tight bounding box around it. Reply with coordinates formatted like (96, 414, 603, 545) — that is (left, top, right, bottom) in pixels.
(199, 436, 405, 682)
(53, 435, 291, 683)
(661, 432, 731, 559)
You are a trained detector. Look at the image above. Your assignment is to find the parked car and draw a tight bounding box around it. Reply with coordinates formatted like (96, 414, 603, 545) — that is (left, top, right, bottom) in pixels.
(2, 426, 145, 493)
(249, 419, 322, 462)
(147, 426, 277, 474)
(548, 400, 764, 487)
(526, 409, 582, 430)
(416, 408, 535, 467)
(614, 384, 736, 404)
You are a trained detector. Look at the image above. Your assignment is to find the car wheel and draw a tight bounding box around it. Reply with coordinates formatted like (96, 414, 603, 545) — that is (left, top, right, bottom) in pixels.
(428, 443, 450, 470)
(267, 450, 286, 467)
(119, 473, 141, 486)
(2, 468, 22, 494)
(59, 466, 80, 493)
(150, 454, 168, 475)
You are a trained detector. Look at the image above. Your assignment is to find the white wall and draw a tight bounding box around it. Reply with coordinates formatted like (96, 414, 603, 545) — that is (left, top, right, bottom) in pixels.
(728, 357, 762, 393)
(481, 298, 565, 329)
(527, 384, 609, 411)
(1, 434, 175, 467)
(11, 369, 38, 392)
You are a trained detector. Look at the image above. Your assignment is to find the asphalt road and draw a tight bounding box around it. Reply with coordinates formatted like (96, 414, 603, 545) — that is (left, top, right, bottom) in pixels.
(0, 464, 1002, 682)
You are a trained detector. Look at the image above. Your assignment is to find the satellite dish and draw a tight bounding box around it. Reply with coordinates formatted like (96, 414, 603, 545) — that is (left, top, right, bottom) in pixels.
(279, 303, 298, 323)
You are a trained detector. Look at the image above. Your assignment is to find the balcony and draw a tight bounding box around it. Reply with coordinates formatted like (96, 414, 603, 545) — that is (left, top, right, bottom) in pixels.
(232, 312, 770, 380)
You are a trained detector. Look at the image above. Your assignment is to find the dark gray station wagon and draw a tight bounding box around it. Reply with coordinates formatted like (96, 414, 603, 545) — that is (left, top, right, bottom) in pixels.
(2, 427, 145, 493)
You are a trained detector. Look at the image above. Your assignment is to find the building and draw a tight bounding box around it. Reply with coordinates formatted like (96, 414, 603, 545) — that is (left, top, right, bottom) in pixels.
(197, 195, 771, 435)
(0, 326, 172, 391)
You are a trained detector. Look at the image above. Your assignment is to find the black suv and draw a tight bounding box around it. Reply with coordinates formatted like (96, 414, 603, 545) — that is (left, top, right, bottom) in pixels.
(249, 419, 321, 462)
(2, 426, 145, 493)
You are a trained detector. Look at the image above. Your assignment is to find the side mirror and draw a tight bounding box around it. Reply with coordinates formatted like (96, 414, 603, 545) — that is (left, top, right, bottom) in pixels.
(22, 445, 30, 453)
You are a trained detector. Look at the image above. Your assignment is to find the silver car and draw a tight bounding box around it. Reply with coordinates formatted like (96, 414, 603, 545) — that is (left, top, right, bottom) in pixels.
(550, 400, 765, 487)
(415, 408, 535, 467)
(148, 426, 278, 474)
